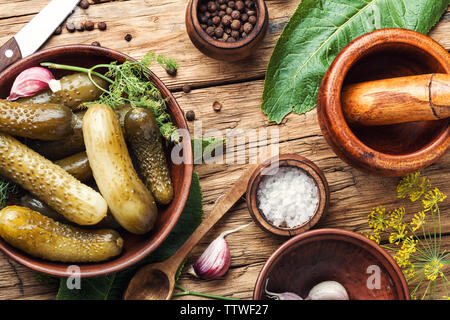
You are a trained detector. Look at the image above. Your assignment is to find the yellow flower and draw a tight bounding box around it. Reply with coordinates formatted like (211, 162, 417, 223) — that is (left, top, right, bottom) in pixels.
(423, 188, 447, 213)
(364, 230, 381, 244)
(389, 208, 406, 229)
(368, 206, 389, 232)
(389, 224, 407, 245)
(397, 172, 431, 202)
(443, 296, 450, 300)
(424, 258, 444, 281)
(411, 210, 426, 232)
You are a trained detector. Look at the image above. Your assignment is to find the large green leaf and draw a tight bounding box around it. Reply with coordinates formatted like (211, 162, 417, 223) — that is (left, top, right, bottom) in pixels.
(56, 172, 203, 300)
(262, 0, 449, 123)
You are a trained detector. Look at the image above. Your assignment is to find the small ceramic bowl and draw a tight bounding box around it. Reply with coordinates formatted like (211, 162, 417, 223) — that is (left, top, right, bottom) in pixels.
(317, 28, 450, 177)
(253, 228, 410, 300)
(0, 45, 193, 277)
(185, 0, 269, 61)
(246, 154, 329, 237)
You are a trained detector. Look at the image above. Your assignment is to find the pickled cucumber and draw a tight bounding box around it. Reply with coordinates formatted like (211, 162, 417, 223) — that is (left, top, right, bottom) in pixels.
(0, 99, 74, 141)
(27, 111, 85, 160)
(83, 104, 157, 234)
(0, 133, 107, 225)
(18, 73, 108, 110)
(124, 108, 173, 205)
(20, 193, 120, 229)
(55, 151, 92, 182)
(0, 206, 123, 262)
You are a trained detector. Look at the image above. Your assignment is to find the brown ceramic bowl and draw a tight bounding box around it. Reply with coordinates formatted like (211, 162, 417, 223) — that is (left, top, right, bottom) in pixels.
(317, 28, 450, 177)
(253, 228, 410, 300)
(0, 45, 193, 277)
(185, 0, 269, 61)
(246, 154, 329, 237)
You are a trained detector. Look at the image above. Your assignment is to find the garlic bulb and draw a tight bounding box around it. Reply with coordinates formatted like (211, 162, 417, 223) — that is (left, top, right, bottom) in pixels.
(306, 281, 349, 300)
(264, 279, 303, 300)
(190, 223, 250, 280)
(7, 67, 61, 101)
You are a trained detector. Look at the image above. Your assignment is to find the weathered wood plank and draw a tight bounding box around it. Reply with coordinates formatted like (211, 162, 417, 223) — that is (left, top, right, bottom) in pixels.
(0, 1, 448, 90)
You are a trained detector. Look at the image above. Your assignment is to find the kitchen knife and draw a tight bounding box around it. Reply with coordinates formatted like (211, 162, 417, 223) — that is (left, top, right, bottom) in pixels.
(0, 0, 80, 73)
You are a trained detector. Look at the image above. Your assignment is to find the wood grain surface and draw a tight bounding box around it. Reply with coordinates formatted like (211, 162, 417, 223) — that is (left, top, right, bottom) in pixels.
(0, 0, 449, 300)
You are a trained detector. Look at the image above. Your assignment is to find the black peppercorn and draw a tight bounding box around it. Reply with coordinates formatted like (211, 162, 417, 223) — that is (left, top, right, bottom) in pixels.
(124, 33, 132, 41)
(218, 0, 226, 4)
(231, 30, 239, 39)
(66, 22, 76, 33)
(199, 14, 208, 24)
(243, 22, 253, 34)
(98, 21, 107, 30)
(85, 20, 95, 31)
(199, 4, 207, 12)
(207, 1, 217, 12)
(166, 68, 177, 76)
(231, 19, 241, 30)
(219, 10, 226, 17)
(91, 41, 101, 46)
(214, 27, 224, 38)
(213, 101, 222, 112)
(228, 1, 235, 9)
(221, 15, 232, 26)
(185, 110, 196, 121)
(245, 0, 254, 8)
(182, 84, 191, 93)
(235, 0, 245, 11)
(231, 10, 240, 20)
(248, 15, 257, 25)
(241, 13, 248, 22)
(206, 26, 215, 36)
(225, 7, 233, 15)
(79, 0, 89, 9)
(212, 16, 221, 25)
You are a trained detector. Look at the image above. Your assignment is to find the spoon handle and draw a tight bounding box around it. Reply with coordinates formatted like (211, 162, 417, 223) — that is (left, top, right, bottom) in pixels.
(164, 164, 258, 273)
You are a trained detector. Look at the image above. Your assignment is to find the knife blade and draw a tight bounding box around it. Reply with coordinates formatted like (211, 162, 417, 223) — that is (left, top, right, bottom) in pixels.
(0, 0, 79, 73)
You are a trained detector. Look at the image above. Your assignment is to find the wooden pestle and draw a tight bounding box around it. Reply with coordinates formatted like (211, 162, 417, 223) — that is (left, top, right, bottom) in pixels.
(342, 73, 450, 126)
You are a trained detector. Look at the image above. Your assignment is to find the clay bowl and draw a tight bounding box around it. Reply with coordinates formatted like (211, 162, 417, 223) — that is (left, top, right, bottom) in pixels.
(317, 28, 450, 176)
(0, 45, 193, 277)
(246, 154, 329, 237)
(253, 228, 410, 300)
(185, 0, 269, 61)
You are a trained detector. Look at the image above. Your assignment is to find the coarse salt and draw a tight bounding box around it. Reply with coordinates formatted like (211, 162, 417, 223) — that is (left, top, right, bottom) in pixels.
(256, 166, 319, 228)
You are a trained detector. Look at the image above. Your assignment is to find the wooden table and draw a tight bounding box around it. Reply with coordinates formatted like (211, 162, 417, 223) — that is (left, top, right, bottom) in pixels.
(0, 0, 449, 300)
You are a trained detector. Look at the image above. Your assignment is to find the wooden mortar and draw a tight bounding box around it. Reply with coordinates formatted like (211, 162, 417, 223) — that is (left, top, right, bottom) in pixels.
(317, 29, 450, 177)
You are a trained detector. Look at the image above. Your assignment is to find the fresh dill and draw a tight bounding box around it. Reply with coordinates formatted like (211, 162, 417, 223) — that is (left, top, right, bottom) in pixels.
(0, 177, 17, 209)
(41, 52, 180, 143)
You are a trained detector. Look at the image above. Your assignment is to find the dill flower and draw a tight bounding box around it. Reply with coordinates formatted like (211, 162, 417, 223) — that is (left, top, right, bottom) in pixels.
(389, 207, 406, 229)
(389, 224, 408, 245)
(411, 211, 426, 232)
(397, 172, 431, 202)
(423, 188, 447, 213)
(368, 206, 389, 232)
(424, 258, 444, 281)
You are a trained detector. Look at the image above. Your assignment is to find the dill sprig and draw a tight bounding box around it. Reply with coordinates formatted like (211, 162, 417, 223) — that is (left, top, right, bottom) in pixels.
(0, 177, 17, 210)
(41, 52, 180, 143)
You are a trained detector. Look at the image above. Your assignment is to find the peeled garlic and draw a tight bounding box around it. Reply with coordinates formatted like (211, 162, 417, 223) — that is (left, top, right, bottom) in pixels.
(190, 223, 250, 280)
(7, 67, 61, 101)
(306, 281, 349, 300)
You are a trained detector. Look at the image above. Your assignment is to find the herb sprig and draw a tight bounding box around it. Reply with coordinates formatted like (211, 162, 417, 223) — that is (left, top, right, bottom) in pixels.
(41, 52, 180, 142)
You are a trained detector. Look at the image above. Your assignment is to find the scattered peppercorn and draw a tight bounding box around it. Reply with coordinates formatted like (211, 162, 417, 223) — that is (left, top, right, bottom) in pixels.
(91, 41, 101, 46)
(84, 20, 95, 31)
(186, 110, 196, 121)
(98, 21, 107, 31)
(182, 84, 192, 93)
(66, 22, 76, 33)
(212, 101, 222, 112)
(166, 68, 177, 76)
(197, 0, 257, 42)
(79, 0, 90, 9)
(124, 33, 133, 41)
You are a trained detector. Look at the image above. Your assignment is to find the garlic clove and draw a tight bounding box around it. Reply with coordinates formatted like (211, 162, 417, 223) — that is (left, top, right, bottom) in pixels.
(306, 281, 349, 300)
(190, 223, 251, 280)
(192, 235, 231, 280)
(264, 279, 303, 300)
(7, 67, 57, 101)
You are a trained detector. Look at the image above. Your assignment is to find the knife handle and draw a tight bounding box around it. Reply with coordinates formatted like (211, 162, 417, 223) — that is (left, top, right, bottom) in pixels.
(0, 38, 22, 73)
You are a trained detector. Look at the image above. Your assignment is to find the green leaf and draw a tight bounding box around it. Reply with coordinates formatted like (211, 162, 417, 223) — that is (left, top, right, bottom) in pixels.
(192, 138, 226, 164)
(262, 0, 449, 123)
(56, 172, 203, 300)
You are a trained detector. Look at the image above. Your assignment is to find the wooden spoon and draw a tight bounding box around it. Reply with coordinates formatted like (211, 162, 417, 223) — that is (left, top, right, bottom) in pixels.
(123, 164, 258, 300)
